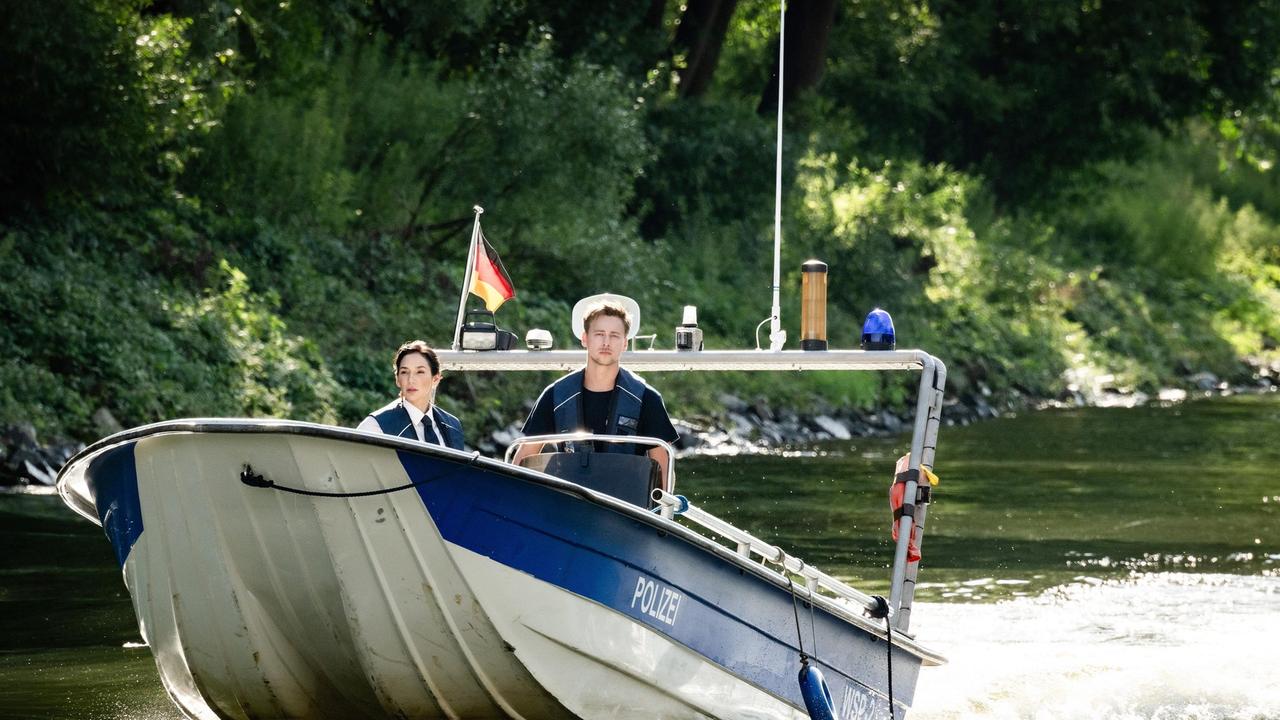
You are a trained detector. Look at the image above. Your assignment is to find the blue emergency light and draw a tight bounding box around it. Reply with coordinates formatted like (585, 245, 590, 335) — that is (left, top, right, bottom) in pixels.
(860, 308, 896, 351)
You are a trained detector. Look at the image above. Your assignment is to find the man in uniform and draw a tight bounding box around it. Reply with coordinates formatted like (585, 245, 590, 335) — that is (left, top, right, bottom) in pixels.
(512, 299, 678, 480)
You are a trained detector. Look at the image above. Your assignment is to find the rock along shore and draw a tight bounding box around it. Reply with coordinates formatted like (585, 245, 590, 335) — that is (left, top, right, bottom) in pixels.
(4, 361, 1276, 489)
(475, 359, 1279, 457)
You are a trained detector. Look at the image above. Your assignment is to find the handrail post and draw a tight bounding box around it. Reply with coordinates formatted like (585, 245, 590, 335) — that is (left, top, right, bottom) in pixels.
(888, 356, 938, 629)
(896, 358, 946, 633)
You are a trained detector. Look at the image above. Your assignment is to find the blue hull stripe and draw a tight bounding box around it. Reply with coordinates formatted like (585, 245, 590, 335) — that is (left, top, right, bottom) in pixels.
(90, 442, 144, 567)
(76, 433, 916, 716)
(402, 451, 919, 714)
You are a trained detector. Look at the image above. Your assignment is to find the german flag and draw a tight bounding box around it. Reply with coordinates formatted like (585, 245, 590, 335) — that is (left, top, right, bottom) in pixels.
(469, 231, 516, 312)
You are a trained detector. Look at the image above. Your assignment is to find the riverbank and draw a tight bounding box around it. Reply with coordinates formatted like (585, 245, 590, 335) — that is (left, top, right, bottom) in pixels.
(9, 358, 1275, 490)
(617, 358, 1279, 457)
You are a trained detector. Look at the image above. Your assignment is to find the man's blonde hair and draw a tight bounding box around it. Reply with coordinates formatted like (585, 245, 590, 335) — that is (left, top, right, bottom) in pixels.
(582, 301, 631, 335)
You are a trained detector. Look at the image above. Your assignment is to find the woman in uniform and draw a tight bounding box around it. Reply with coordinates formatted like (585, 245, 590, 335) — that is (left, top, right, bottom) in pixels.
(357, 340, 464, 449)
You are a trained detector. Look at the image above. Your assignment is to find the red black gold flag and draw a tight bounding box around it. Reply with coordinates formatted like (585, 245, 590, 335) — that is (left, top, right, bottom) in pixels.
(469, 230, 515, 312)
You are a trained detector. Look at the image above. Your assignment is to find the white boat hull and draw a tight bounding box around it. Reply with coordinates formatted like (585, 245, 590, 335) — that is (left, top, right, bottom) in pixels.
(453, 546, 809, 720)
(119, 431, 565, 719)
(59, 421, 938, 719)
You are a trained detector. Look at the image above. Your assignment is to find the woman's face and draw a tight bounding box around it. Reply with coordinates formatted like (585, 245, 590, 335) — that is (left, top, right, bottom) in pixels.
(396, 352, 440, 410)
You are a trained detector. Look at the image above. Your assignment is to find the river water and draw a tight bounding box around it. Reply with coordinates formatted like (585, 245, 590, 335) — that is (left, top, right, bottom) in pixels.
(2, 394, 1277, 719)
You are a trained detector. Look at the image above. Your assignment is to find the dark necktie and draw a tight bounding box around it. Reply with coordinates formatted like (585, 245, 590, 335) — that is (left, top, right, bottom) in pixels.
(420, 412, 441, 446)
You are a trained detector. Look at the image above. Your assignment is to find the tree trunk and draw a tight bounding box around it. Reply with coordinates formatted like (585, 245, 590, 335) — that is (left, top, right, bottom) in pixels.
(674, 0, 739, 98)
(758, 0, 837, 114)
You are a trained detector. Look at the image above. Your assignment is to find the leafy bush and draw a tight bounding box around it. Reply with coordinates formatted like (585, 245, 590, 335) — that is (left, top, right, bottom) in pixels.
(0, 230, 340, 439)
(167, 261, 340, 423)
(4, 3, 1280, 446)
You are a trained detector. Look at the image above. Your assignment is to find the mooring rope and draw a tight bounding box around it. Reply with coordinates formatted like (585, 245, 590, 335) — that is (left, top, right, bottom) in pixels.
(238, 452, 481, 498)
(787, 575, 809, 663)
(867, 594, 896, 720)
(808, 577, 819, 659)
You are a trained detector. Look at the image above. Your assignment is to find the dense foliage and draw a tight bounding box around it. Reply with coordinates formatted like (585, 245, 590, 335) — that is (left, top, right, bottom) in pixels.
(2, 0, 1278, 442)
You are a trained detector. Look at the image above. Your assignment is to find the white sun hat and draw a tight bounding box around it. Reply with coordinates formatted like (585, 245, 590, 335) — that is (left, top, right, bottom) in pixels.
(571, 293, 642, 340)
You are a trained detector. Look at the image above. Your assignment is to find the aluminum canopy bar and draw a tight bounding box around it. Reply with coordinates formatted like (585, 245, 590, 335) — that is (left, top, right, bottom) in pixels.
(437, 345, 947, 633)
(435, 348, 940, 372)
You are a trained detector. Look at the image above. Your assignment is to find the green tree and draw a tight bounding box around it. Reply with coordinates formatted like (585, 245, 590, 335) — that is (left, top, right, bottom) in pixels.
(820, 0, 1280, 199)
(0, 0, 151, 213)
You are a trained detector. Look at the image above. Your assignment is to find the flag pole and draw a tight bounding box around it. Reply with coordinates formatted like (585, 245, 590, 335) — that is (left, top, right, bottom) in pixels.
(452, 206, 484, 350)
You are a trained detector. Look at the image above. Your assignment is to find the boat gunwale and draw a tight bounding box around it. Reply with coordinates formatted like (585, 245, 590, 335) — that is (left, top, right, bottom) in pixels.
(55, 418, 945, 665)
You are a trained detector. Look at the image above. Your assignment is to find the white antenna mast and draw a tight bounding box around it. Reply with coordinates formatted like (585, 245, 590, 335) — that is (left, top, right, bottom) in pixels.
(767, 0, 787, 351)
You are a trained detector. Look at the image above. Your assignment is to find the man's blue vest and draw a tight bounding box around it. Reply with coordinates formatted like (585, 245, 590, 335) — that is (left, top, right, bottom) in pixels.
(550, 367, 648, 455)
(370, 402, 465, 450)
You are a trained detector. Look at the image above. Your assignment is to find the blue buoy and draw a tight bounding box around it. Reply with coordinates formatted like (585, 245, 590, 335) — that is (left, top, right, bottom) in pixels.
(798, 659, 839, 720)
(861, 308, 895, 351)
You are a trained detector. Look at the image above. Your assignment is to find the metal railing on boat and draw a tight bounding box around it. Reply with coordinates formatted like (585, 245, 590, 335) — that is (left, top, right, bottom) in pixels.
(652, 488, 882, 616)
(436, 348, 937, 372)
(505, 430, 880, 614)
(441, 347, 947, 634)
(504, 433, 677, 494)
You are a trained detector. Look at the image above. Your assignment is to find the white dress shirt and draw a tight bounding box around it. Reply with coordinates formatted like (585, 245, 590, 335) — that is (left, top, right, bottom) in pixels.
(357, 400, 444, 444)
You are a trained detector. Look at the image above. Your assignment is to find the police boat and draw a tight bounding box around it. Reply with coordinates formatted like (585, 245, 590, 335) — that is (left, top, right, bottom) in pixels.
(55, 347, 947, 720)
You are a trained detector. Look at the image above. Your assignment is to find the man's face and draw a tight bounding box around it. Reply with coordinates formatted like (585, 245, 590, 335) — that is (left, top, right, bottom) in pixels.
(582, 315, 627, 368)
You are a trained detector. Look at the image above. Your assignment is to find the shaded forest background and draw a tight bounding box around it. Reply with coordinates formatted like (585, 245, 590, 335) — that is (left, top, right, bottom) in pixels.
(2, 0, 1279, 443)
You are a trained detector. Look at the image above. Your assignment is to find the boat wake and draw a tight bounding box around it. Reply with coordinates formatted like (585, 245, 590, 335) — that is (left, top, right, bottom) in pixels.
(910, 572, 1280, 720)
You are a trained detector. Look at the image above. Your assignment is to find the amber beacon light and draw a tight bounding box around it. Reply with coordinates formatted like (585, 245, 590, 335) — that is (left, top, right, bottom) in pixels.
(800, 259, 828, 351)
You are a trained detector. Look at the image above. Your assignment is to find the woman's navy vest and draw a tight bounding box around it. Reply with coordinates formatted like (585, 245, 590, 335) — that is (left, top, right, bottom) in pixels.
(550, 368, 647, 455)
(370, 402, 465, 450)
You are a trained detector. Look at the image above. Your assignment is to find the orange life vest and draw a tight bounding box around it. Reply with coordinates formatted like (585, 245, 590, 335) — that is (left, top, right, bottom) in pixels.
(890, 453, 936, 563)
